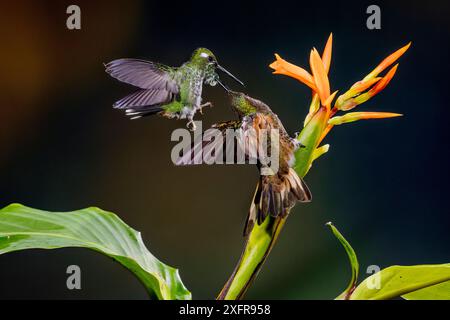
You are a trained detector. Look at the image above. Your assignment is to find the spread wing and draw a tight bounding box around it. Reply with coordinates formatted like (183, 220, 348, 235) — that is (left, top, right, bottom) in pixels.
(175, 119, 261, 166)
(105, 59, 180, 110)
(113, 89, 174, 109)
(104, 59, 179, 93)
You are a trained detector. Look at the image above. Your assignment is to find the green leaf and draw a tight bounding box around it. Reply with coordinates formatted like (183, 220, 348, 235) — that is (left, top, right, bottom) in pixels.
(0, 204, 191, 300)
(350, 264, 450, 300)
(326, 222, 359, 299)
(402, 280, 450, 300)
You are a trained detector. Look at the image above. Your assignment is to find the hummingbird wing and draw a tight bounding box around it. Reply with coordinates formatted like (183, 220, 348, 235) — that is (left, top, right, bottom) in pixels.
(175, 119, 261, 166)
(174, 112, 312, 236)
(104, 59, 179, 93)
(113, 89, 174, 109)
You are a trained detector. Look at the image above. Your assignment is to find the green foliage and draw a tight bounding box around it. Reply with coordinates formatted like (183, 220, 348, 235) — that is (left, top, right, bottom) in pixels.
(402, 280, 450, 300)
(351, 264, 450, 300)
(219, 217, 275, 300)
(326, 222, 359, 299)
(328, 222, 450, 300)
(0, 204, 191, 300)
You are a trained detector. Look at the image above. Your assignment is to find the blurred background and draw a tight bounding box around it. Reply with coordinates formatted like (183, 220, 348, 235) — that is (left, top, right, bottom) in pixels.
(0, 0, 449, 299)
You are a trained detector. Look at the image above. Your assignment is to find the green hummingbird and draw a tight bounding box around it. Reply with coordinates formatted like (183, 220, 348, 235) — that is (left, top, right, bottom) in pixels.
(104, 48, 244, 130)
(177, 91, 312, 235)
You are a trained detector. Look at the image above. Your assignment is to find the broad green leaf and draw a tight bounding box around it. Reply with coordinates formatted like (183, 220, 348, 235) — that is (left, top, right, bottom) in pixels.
(350, 264, 450, 300)
(0, 204, 191, 300)
(326, 222, 359, 299)
(402, 280, 450, 300)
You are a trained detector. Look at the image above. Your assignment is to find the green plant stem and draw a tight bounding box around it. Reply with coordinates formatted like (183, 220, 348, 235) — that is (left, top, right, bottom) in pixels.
(217, 107, 328, 300)
(217, 216, 285, 300)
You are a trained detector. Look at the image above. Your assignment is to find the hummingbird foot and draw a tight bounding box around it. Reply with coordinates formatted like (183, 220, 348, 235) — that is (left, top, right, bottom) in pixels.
(291, 138, 306, 150)
(186, 120, 197, 131)
(198, 102, 213, 115)
(160, 111, 179, 119)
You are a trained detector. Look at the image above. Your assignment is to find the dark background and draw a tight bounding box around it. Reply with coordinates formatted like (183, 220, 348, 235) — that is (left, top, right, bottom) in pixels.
(0, 0, 449, 299)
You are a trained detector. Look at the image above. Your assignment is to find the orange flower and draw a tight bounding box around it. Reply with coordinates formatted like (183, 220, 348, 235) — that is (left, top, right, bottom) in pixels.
(269, 54, 316, 90)
(270, 35, 410, 153)
(310, 48, 331, 108)
(368, 64, 399, 96)
(335, 43, 410, 111)
(270, 34, 334, 109)
(321, 33, 333, 74)
(363, 42, 411, 81)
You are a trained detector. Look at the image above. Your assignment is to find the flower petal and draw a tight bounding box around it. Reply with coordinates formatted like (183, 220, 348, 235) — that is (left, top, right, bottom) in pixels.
(350, 77, 382, 91)
(322, 33, 333, 74)
(310, 48, 331, 107)
(335, 64, 398, 111)
(363, 42, 411, 81)
(312, 144, 330, 161)
(304, 93, 321, 126)
(368, 64, 398, 97)
(328, 112, 403, 125)
(335, 78, 381, 110)
(269, 54, 317, 90)
(318, 124, 333, 145)
(324, 90, 338, 107)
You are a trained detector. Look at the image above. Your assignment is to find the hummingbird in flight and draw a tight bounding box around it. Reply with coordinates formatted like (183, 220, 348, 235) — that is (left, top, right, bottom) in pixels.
(177, 91, 312, 235)
(104, 48, 244, 130)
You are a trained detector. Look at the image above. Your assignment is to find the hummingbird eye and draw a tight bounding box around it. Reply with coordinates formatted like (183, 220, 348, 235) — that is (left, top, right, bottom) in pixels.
(208, 56, 214, 62)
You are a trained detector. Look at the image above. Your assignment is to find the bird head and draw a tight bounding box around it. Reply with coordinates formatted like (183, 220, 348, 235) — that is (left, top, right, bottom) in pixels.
(191, 48, 244, 89)
(227, 91, 259, 116)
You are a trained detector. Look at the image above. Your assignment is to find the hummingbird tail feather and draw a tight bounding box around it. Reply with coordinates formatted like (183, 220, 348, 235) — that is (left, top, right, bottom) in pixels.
(244, 168, 311, 236)
(113, 89, 173, 110)
(112, 89, 169, 119)
(121, 105, 164, 119)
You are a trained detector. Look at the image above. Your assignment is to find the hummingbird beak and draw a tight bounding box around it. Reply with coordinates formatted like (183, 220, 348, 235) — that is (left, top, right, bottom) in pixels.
(217, 64, 245, 87)
(217, 79, 231, 93)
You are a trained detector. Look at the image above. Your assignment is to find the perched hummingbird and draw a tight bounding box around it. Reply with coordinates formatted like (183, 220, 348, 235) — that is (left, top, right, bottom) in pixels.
(177, 91, 312, 235)
(104, 48, 244, 130)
